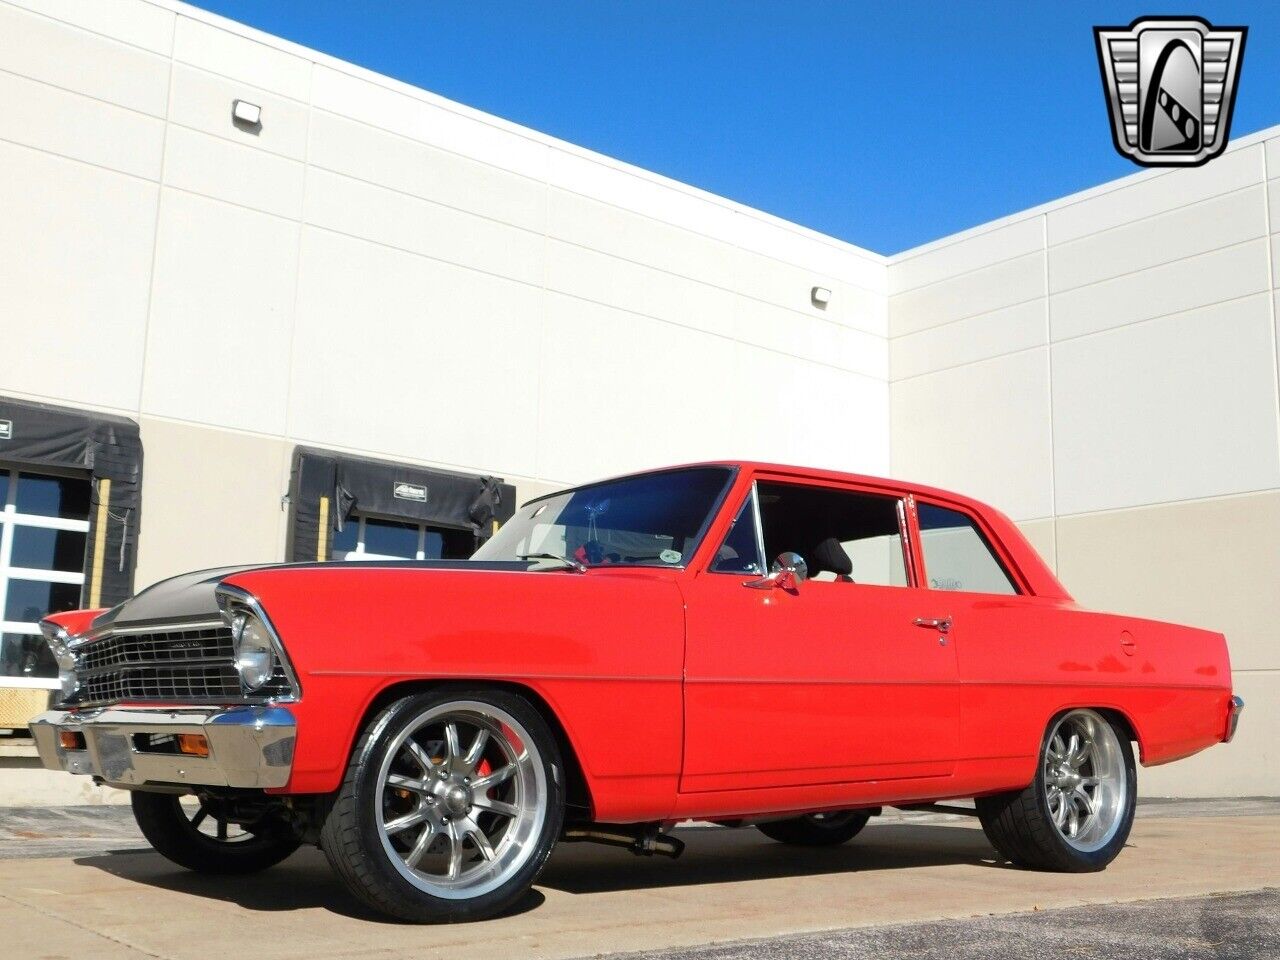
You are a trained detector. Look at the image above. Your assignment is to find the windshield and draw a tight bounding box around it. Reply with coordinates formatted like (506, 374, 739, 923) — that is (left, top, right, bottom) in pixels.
(473, 467, 733, 569)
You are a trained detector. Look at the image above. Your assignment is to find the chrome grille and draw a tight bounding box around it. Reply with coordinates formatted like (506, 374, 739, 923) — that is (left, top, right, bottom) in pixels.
(70, 624, 292, 708)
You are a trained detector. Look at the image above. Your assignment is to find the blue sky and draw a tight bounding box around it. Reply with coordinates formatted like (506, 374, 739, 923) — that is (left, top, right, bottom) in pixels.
(189, 2, 1278, 254)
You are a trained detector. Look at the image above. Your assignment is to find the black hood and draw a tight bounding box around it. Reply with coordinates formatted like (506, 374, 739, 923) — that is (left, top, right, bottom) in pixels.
(90, 565, 260, 631)
(90, 560, 535, 633)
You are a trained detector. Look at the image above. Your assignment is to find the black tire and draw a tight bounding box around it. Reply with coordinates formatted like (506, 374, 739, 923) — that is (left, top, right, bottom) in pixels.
(320, 688, 565, 923)
(976, 708, 1136, 872)
(757, 810, 872, 846)
(131, 791, 302, 874)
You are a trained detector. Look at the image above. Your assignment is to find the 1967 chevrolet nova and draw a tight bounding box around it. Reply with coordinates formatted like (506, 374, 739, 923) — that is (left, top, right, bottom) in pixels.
(31, 462, 1243, 921)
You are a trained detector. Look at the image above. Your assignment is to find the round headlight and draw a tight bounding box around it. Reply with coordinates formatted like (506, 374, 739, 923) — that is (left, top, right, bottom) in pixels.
(231, 611, 275, 692)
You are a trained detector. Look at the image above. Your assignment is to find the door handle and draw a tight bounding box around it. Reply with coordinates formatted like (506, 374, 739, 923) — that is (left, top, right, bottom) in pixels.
(913, 616, 952, 634)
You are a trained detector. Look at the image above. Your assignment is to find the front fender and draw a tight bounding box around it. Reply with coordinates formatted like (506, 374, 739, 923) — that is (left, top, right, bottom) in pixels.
(224, 566, 687, 821)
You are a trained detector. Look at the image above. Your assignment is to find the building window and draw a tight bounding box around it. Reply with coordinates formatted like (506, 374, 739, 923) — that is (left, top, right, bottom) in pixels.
(331, 514, 475, 562)
(0, 467, 91, 685)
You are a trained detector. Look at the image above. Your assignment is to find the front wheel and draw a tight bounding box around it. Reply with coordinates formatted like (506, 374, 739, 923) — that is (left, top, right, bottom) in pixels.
(757, 809, 872, 846)
(320, 688, 565, 922)
(977, 708, 1136, 872)
(131, 791, 302, 874)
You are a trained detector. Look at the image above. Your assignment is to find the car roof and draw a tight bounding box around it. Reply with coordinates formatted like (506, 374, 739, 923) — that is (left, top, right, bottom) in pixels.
(623, 460, 997, 514)
(543, 461, 1069, 601)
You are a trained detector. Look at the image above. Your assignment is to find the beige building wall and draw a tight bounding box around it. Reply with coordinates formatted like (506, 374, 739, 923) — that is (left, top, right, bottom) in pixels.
(889, 134, 1280, 797)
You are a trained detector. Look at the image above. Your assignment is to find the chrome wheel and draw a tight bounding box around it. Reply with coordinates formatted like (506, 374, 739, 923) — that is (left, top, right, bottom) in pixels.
(1043, 709, 1128, 853)
(374, 701, 545, 900)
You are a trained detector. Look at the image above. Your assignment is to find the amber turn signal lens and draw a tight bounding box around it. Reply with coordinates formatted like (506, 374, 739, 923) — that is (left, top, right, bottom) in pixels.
(58, 731, 86, 751)
(176, 734, 210, 757)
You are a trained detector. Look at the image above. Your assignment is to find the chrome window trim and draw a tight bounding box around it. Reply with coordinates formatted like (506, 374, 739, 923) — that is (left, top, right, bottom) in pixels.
(750, 481, 767, 574)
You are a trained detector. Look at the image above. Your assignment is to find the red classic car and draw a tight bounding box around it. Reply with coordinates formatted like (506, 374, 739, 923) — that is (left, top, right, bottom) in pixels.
(31, 462, 1243, 922)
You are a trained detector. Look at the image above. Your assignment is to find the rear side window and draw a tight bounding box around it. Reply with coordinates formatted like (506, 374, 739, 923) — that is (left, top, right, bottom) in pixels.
(917, 503, 1017, 595)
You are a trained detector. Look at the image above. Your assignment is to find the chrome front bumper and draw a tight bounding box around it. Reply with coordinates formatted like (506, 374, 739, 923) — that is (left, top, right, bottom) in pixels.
(30, 705, 296, 790)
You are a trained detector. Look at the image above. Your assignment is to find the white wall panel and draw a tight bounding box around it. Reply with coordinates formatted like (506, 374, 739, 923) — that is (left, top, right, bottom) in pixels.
(1051, 293, 1280, 516)
(890, 251, 1045, 337)
(891, 348, 1054, 521)
(728, 211, 886, 292)
(730, 297, 888, 381)
(3, 0, 175, 56)
(168, 63, 310, 161)
(0, 140, 155, 410)
(547, 187, 738, 291)
(173, 14, 310, 102)
(310, 65, 550, 184)
(1265, 134, 1280, 176)
(891, 299, 1046, 381)
(1267, 172, 1280, 233)
(545, 238, 733, 335)
(0, 2, 170, 115)
(1046, 145, 1263, 246)
(1049, 185, 1266, 294)
(1050, 239, 1270, 342)
(890, 217, 1043, 294)
(536, 294, 746, 482)
(309, 111, 546, 234)
(537, 293, 888, 483)
(142, 189, 298, 434)
(0, 69, 163, 180)
(744, 353, 888, 476)
(730, 248, 877, 334)
(305, 168, 545, 287)
(288, 228, 543, 477)
(545, 147, 738, 247)
(163, 123, 304, 220)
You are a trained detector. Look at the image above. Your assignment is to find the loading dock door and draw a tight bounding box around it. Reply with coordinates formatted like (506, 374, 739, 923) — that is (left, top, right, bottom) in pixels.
(0, 396, 142, 723)
(286, 447, 516, 563)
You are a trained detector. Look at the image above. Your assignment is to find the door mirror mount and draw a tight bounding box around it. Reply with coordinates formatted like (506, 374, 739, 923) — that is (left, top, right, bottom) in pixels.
(744, 552, 808, 591)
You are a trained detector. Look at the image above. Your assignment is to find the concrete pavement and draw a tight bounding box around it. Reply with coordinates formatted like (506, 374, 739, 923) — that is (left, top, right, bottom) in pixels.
(0, 803, 1276, 959)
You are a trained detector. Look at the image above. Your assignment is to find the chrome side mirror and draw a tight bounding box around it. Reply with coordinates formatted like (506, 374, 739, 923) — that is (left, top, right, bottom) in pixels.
(744, 552, 808, 591)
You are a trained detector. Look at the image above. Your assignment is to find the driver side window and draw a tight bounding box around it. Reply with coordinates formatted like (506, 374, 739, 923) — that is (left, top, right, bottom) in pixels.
(759, 481, 909, 587)
(711, 482, 910, 587)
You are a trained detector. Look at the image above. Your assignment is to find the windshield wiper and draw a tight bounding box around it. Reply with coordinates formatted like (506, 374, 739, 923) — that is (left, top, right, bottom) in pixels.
(517, 553, 588, 574)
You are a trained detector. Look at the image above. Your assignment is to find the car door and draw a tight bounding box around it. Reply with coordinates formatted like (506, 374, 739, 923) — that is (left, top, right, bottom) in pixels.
(680, 475, 960, 793)
(911, 498, 1042, 764)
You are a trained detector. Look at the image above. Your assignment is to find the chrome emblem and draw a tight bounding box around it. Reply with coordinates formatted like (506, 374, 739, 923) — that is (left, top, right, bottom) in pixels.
(1094, 17, 1247, 167)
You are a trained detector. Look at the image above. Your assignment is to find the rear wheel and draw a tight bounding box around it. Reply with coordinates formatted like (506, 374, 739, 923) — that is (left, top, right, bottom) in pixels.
(757, 809, 871, 846)
(321, 688, 565, 922)
(977, 708, 1135, 871)
(131, 791, 301, 874)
